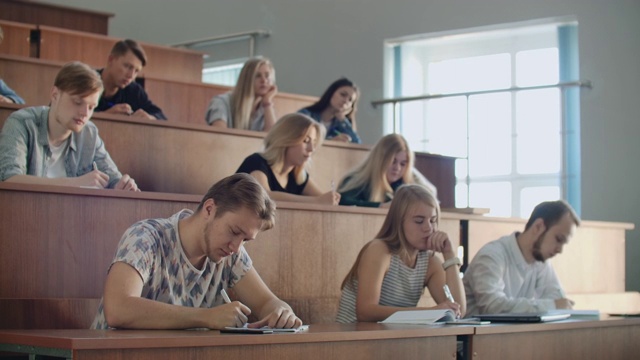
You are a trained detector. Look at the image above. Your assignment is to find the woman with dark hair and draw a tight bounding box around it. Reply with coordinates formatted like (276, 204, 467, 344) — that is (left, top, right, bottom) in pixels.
(298, 78, 361, 143)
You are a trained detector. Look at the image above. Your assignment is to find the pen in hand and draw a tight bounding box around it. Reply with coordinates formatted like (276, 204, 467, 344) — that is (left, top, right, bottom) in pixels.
(443, 284, 460, 318)
(221, 288, 232, 304)
(443, 284, 455, 303)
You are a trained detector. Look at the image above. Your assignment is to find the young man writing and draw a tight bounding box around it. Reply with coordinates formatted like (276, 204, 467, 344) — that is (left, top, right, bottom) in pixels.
(92, 173, 302, 330)
(0, 61, 138, 190)
(463, 200, 580, 316)
(96, 39, 167, 120)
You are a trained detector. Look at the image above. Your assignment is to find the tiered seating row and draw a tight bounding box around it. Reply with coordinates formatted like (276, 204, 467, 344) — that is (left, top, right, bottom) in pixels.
(0, 103, 457, 203)
(0, 183, 460, 326)
(0, 19, 203, 82)
(0, 54, 317, 125)
(0, 183, 634, 329)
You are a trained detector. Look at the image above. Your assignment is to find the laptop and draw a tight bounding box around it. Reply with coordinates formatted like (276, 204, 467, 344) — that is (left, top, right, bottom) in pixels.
(476, 312, 571, 323)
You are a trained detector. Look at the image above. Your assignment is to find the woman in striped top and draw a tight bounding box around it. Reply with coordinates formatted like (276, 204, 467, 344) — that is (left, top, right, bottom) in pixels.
(335, 184, 465, 323)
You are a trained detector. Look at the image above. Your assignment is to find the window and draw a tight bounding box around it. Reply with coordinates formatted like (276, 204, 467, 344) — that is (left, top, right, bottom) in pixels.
(202, 62, 244, 86)
(384, 18, 580, 218)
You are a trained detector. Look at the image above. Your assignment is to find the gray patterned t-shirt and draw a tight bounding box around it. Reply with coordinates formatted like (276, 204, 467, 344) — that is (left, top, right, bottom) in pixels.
(91, 209, 252, 329)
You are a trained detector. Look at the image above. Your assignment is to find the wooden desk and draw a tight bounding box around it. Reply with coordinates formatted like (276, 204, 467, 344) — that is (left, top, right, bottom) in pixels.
(0, 0, 112, 35)
(0, 324, 470, 359)
(469, 317, 640, 359)
(0, 20, 35, 57)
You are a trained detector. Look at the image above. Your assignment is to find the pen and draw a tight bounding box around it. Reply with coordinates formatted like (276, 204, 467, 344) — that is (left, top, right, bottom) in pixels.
(331, 179, 335, 192)
(221, 288, 232, 304)
(443, 284, 455, 303)
(92, 161, 98, 171)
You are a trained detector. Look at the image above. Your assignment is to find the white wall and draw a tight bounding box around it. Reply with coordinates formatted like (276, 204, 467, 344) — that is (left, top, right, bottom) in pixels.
(42, 0, 640, 291)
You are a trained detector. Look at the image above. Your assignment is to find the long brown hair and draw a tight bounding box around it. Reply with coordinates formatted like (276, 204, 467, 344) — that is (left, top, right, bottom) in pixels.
(340, 184, 440, 290)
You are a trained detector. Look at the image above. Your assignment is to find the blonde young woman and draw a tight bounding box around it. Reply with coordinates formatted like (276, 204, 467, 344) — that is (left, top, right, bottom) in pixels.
(337, 134, 436, 207)
(335, 184, 465, 323)
(235, 113, 341, 205)
(205, 58, 277, 131)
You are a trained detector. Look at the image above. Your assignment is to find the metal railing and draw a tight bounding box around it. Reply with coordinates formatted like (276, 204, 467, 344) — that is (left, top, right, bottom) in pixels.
(171, 30, 271, 58)
(371, 80, 592, 133)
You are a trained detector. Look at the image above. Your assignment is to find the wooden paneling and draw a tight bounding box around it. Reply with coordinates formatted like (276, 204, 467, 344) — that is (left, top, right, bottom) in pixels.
(466, 216, 633, 294)
(0, 54, 58, 104)
(89, 113, 370, 195)
(470, 318, 640, 359)
(0, 184, 464, 326)
(414, 152, 457, 208)
(570, 292, 640, 314)
(37, 26, 204, 82)
(0, 20, 35, 57)
(0, 0, 112, 35)
(0, 298, 100, 329)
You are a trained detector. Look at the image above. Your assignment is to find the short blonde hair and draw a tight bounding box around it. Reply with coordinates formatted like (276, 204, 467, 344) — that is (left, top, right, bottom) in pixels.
(262, 113, 325, 184)
(230, 58, 275, 130)
(54, 61, 104, 97)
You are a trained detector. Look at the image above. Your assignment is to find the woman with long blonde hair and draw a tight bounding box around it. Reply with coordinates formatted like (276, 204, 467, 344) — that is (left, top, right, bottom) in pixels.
(338, 133, 436, 207)
(205, 57, 277, 131)
(335, 184, 465, 323)
(236, 113, 340, 205)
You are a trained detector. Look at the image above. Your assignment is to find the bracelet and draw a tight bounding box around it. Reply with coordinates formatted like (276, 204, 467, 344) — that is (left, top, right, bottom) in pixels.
(442, 257, 461, 270)
(262, 101, 273, 108)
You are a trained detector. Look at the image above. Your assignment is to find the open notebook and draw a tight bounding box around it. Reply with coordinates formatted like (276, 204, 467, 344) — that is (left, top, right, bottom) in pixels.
(476, 312, 570, 323)
(380, 309, 456, 325)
